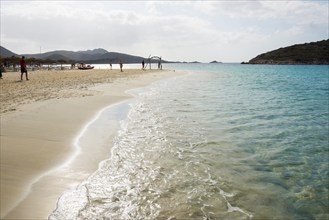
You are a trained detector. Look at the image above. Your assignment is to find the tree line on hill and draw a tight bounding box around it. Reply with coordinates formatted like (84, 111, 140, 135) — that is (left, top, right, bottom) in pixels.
(0, 55, 72, 71)
(0, 47, 170, 71)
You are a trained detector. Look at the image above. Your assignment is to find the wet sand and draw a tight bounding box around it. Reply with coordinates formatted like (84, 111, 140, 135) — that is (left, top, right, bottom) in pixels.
(0, 69, 183, 219)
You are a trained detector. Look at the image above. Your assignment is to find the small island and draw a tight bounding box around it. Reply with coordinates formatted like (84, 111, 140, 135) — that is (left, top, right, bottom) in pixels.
(210, 60, 222, 64)
(243, 39, 329, 65)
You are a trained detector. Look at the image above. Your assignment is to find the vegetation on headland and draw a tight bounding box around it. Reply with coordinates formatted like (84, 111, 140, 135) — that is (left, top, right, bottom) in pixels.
(243, 39, 329, 65)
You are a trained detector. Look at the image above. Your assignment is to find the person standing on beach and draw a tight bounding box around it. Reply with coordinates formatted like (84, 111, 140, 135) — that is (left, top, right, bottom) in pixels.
(0, 63, 4, 79)
(142, 60, 145, 70)
(20, 56, 29, 80)
(119, 61, 123, 72)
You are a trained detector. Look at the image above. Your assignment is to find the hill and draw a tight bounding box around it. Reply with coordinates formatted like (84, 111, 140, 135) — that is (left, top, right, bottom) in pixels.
(23, 48, 148, 63)
(0, 47, 166, 63)
(245, 39, 329, 65)
(0, 46, 18, 57)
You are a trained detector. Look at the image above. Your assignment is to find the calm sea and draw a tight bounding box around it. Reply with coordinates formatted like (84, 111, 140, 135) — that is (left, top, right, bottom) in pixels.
(50, 64, 329, 220)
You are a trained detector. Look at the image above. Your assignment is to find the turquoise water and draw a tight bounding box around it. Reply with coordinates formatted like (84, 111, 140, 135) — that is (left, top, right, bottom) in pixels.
(50, 64, 329, 220)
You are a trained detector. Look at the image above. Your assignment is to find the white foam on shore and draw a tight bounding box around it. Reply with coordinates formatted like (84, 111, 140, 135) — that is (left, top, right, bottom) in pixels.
(66, 101, 130, 168)
(2, 100, 132, 218)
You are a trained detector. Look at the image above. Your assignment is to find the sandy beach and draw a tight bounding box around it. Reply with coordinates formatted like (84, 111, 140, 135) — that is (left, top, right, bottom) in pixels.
(0, 69, 182, 219)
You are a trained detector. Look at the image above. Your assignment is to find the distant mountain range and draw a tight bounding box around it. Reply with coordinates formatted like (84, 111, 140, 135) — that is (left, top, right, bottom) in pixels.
(3, 39, 328, 65)
(244, 39, 329, 65)
(0, 47, 170, 64)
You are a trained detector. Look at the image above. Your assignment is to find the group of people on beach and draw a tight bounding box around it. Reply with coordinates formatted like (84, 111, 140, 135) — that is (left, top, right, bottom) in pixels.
(0, 56, 29, 80)
(109, 61, 123, 72)
(1, 56, 162, 81)
(141, 59, 162, 70)
(3, 56, 125, 80)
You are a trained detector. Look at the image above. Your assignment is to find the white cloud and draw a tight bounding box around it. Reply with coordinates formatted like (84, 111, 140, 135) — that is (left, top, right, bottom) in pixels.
(191, 0, 328, 23)
(1, 0, 328, 62)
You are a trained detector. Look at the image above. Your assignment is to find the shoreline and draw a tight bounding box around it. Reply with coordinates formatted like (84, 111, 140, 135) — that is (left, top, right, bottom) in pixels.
(0, 69, 185, 219)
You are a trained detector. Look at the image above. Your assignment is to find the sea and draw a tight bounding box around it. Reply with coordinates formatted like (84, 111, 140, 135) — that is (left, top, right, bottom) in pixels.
(49, 63, 329, 220)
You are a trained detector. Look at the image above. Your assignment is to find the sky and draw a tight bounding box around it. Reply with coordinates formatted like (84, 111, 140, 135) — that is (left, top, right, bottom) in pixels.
(1, 0, 328, 62)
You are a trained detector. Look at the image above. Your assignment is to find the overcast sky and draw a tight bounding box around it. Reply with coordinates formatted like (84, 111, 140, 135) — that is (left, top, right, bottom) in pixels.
(1, 0, 328, 62)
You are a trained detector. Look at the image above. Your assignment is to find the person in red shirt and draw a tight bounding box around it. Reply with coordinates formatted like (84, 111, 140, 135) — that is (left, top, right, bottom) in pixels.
(20, 56, 29, 80)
